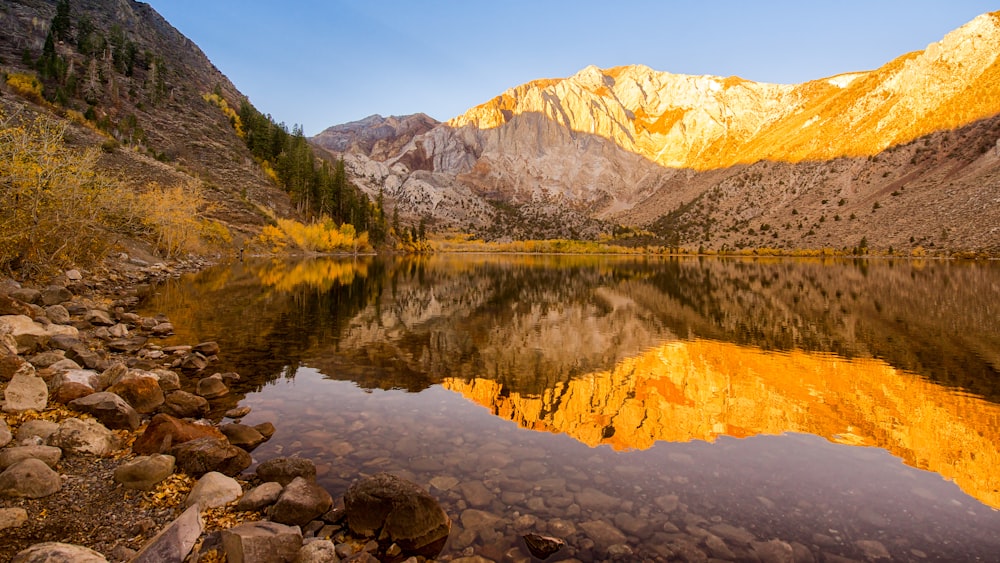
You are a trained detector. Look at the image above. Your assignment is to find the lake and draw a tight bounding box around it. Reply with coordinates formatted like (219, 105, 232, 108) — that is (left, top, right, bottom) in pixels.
(140, 254, 1000, 561)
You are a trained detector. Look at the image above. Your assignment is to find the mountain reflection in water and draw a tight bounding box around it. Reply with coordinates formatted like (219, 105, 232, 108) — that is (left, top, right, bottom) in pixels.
(141, 254, 1000, 556)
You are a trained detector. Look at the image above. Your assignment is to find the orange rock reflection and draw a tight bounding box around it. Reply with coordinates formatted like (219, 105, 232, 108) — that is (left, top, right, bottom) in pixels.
(443, 339, 1000, 508)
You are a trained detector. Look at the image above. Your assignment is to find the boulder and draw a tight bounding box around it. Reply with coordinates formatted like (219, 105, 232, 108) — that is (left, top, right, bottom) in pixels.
(169, 437, 251, 477)
(49, 417, 119, 456)
(14, 419, 59, 442)
(344, 473, 451, 558)
(50, 368, 98, 390)
(196, 375, 228, 398)
(221, 521, 303, 563)
(0, 445, 62, 470)
(114, 454, 175, 491)
(192, 341, 220, 356)
(236, 481, 283, 512)
(131, 504, 202, 563)
(254, 422, 276, 440)
(225, 406, 252, 419)
(40, 285, 73, 306)
(3, 368, 48, 412)
(0, 458, 61, 498)
(0, 315, 49, 353)
(9, 288, 41, 305)
(295, 540, 339, 563)
(84, 309, 115, 326)
(27, 350, 66, 369)
(52, 381, 95, 404)
(185, 471, 243, 508)
(0, 419, 11, 447)
(0, 347, 27, 381)
(152, 369, 181, 392)
(0, 507, 28, 531)
(45, 358, 83, 373)
(0, 294, 33, 316)
(220, 423, 267, 451)
(161, 390, 209, 418)
(69, 392, 140, 430)
(97, 363, 129, 389)
(269, 476, 333, 527)
(107, 375, 164, 414)
(65, 344, 102, 370)
(132, 413, 225, 455)
(11, 542, 107, 562)
(151, 322, 175, 336)
(43, 305, 71, 325)
(256, 457, 316, 486)
(523, 533, 566, 560)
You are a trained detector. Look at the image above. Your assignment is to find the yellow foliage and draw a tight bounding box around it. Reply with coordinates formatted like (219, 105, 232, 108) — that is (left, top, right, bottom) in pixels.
(6, 73, 43, 101)
(202, 93, 245, 138)
(138, 182, 213, 257)
(255, 258, 368, 292)
(256, 218, 371, 253)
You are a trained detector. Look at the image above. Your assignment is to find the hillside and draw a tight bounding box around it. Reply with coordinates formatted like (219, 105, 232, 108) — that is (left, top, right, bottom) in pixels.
(322, 12, 1000, 254)
(0, 0, 296, 249)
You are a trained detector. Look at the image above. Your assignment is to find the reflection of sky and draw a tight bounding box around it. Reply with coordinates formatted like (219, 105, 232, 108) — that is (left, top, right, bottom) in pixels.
(232, 367, 1000, 558)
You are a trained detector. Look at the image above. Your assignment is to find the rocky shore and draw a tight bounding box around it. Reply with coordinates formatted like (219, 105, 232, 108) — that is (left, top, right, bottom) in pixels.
(0, 258, 473, 563)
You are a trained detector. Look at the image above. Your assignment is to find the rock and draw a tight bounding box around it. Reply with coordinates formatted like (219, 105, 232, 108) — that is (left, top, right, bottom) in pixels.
(28, 349, 66, 368)
(237, 481, 284, 512)
(161, 390, 210, 418)
(576, 487, 620, 511)
(108, 323, 129, 338)
(11, 542, 107, 562)
(0, 294, 33, 316)
(132, 413, 225, 455)
(0, 348, 28, 381)
(709, 522, 755, 545)
(65, 269, 82, 281)
(114, 454, 175, 491)
(0, 458, 61, 498)
(152, 369, 181, 392)
(225, 406, 252, 419)
(107, 375, 164, 414)
(579, 520, 627, 551)
(106, 337, 147, 354)
(270, 476, 333, 527)
(257, 457, 316, 486)
(169, 437, 252, 477)
(84, 309, 115, 326)
(50, 417, 119, 456)
(220, 423, 268, 451)
(69, 392, 140, 430)
(43, 304, 71, 324)
(0, 315, 49, 354)
(45, 358, 83, 373)
(9, 288, 41, 305)
(196, 375, 228, 398)
(52, 381, 94, 404)
(0, 507, 29, 531)
(151, 322, 175, 336)
(65, 344, 101, 370)
(750, 539, 795, 562)
(186, 471, 243, 508)
(15, 419, 59, 442)
(254, 421, 276, 439)
(41, 285, 73, 306)
(51, 368, 99, 390)
(344, 472, 451, 558)
(0, 419, 11, 447)
(0, 445, 62, 470)
(296, 539, 339, 562)
(523, 533, 565, 560)
(459, 480, 494, 507)
(221, 521, 303, 563)
(131, 504, 202, 563)
(192, 341, 220, 356)
(856, 539, 891, 560)
(97, 362, 129, 389)
(3, 368, 48, 412)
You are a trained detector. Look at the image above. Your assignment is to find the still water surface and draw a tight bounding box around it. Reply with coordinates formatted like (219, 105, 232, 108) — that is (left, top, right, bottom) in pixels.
(141, 255, 1000, 561)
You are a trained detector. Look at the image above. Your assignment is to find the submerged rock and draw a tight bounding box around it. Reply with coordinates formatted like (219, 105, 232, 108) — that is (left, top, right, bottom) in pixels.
(256, 457, 316, 486)
(523, 533, 566, 560)
(344, 472, 450, 558)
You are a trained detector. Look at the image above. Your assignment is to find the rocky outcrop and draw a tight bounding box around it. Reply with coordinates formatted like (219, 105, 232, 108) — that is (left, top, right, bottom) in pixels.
(311, 113, 439, 160)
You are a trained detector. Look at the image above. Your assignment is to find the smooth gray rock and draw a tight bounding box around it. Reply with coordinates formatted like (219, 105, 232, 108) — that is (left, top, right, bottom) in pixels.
(0, 458, 61, 498)
(131, 504, 202, 563)
(69, 392, 140, 430)
(269, 477, 333, 527)
(12, 542, 107, 562)
(0, 445, 62, 470)
(236, 481, 284, 512)
(15, 419, 59, 442)
(344, 472, 451, 558)
(185, 471, 243, 509)
(257, 457, 316, 486)
(3, 369, 48, 412)
(49, 417, 119, 456)
(0, 507, 28, 531)
(221, 521, 303, 563)
(114, 454, 175, 491)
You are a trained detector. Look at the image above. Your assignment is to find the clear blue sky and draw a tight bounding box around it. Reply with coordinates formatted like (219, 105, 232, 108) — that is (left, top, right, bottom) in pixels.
(144, 0, 995, 136)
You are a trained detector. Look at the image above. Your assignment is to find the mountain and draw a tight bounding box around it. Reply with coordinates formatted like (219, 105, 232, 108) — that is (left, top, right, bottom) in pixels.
(0, 0, 296, 245)
(311, 113, 438, 161)
(324, 12, 1000, 253)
